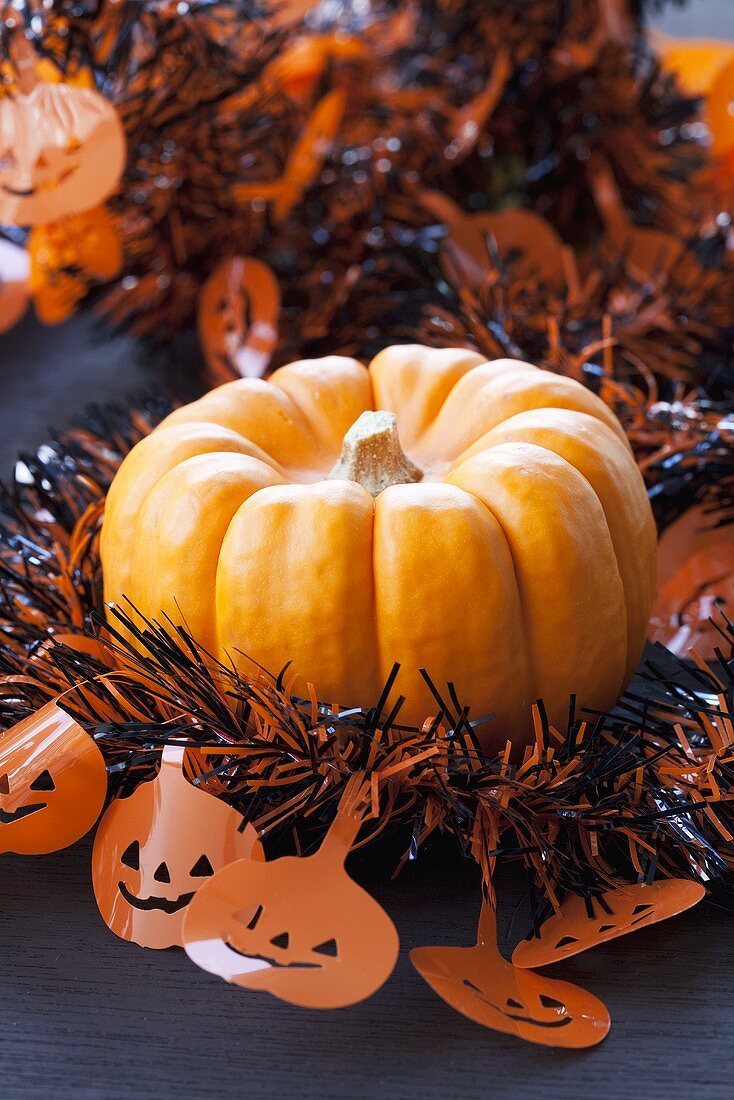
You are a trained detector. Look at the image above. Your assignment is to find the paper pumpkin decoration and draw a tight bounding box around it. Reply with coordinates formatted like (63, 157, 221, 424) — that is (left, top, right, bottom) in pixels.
(420, 189, 567, 290)
(28, 205, 123, 325)
(182, 802, 399, 1008)
(411, 899, 610, 1048)
(102, 347, 656, 747)
(0, 237, 30, 334)
(0, 701, 107, 855)
(0, 76, 125, 226)
(649, 506, 734, 659)
(92, 744, 262, 950)
(513, 881, 705, 969)
(197, 257, 280, 382)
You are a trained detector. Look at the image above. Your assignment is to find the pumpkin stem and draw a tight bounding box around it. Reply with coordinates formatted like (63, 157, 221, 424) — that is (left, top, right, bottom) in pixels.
(328, 410, 422, 496)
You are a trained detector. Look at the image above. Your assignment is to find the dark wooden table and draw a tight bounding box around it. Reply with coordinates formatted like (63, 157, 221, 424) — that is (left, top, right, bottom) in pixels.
(2, 310, 734, 1099)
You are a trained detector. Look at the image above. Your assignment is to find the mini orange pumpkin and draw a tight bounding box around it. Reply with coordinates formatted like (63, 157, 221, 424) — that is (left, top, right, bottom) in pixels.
(101, 347, 656, 747)
(0, 79, 125, 226)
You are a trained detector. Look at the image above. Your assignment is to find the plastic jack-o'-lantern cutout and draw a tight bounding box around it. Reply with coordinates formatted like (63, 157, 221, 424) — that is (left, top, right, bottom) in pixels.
(513, 881, 705, 969)
(0, 701, 107, 855)
(0, 38, 125, 226)
(92, 744, 262, 950)
(649, 505, 734, 659)
(182, 799, 399, 1008)
(411, 899, 610, 1048)
(198, 257, 280, 382)
(419, 189, 567, 292)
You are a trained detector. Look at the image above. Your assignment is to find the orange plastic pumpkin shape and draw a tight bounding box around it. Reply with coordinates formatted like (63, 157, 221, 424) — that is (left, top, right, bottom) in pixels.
(101, 346, 656, 748)
(182, 810, 399, 1008)
(513, 881, 705, 969)
(0, 701, 107, 854)
(197, 256, 280, 381)
(649, 505, 734, 659)
(0, 81, 125, 225)
(92, 745, 262, 949)
(411, 901, 610, 1048)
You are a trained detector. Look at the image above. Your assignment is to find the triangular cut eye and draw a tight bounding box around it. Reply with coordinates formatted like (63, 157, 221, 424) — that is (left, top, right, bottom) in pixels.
(554, 935, 578, 949)
(313, 938, 338, 958)
(632, 904, 653, 916)
(270, 932, 289, 950)
(506, 997, 523, 1009)
(539, 995, 565, 1010)
(30, 769, 55, 792)
(121, 841, 140, 870)
(190, 854, 214, 877)
(598, 924, 616, 934)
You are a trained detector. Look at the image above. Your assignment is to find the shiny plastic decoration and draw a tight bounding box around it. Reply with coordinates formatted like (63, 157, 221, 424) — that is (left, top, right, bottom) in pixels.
(197, 257, 280, 381)
(0, 236, 30, 334)
(649, 505, 734, 659)
(411, 899, 610, 1049)
(0, 66, 125, 225)
(0, 701, 107, 855)
(182, 791, 399, 1008)
(28, 205, 123, 325)
(513, 880, 705, 969)
(420, 189, 567, 291)
(92, 744, 262, 950)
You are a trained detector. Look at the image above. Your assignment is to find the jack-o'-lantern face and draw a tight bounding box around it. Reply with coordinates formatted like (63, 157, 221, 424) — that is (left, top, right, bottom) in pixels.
(0, 701, 107, 854)
(183, 813, 399, 1008)
(0, 82, 125, 226)
(412, 901, 610, 1048)
(92, 745, 261, 950)
(513, 880, 705, 969)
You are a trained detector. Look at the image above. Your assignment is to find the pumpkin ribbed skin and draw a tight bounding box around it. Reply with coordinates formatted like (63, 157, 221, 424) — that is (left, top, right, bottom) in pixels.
(101, 347, 656, 749)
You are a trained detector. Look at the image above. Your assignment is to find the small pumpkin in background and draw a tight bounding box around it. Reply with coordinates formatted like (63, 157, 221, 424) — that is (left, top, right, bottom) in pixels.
(101, 345, 656, 749)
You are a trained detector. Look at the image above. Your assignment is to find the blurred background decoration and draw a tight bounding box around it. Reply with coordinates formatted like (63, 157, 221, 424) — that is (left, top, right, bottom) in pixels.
(0, 0, 729, 401)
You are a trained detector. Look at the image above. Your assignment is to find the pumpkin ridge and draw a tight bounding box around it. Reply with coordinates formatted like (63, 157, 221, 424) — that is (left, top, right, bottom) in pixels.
(468, 408, 654, 681)
(447, 441, 628, 722)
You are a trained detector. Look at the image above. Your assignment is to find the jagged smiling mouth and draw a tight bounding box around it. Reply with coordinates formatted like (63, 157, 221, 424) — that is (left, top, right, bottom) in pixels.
(462, 980, 573, 1029)
(117, 881, 194, 914)
(0, 802, 46, 824)
(224, 939, 322, 970)
(2, 168, 76, 197)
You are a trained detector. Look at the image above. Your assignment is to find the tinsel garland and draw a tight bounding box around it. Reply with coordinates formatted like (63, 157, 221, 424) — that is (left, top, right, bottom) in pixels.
(1, 400, 733, 913)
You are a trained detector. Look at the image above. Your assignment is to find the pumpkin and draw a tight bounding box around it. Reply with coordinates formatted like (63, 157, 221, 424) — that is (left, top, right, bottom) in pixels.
(0, 701, 107, 855)
(411, 900, 610, 1048)
(92, 745, 262, 950)
(101, 346, 656, 747)
(0, 79, 125, 225)
(182, 805, 399, 1008)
